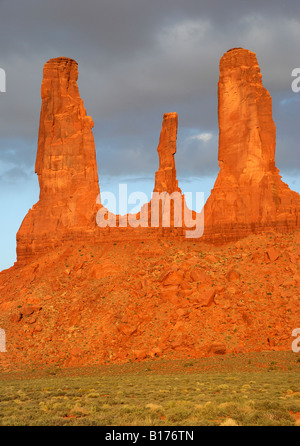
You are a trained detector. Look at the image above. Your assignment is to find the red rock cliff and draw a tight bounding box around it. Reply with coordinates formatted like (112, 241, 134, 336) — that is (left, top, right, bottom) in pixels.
(17, 57, 100, 260)
(204, 48, 300, 241)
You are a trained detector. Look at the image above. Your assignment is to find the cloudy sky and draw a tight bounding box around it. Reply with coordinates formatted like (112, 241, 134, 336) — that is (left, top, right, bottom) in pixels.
(0, 0, 299, 270)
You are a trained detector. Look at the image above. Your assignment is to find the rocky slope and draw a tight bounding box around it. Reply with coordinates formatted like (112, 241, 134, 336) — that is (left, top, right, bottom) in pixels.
(0, 231, 299, 371)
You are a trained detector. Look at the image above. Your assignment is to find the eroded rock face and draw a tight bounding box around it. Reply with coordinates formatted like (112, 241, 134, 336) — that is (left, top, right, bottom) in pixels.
(16, 50, 300, 262)
(17, 57, 100, 260)
(154, 113, 181, 194)
(149, 112, 186, 232)
(204, 48, 300, 241)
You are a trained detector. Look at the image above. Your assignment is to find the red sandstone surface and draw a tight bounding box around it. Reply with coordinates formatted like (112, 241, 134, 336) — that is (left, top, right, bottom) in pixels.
(0, 48, 299, 372)
(203, 48, 300, 241)
(154, 112, 181, 195)
(17, 58, 100, 262)
(0, 232, 299, 371)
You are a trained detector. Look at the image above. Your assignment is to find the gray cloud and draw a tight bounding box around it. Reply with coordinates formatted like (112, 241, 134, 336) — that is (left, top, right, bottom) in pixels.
(0, 0, 299, 184)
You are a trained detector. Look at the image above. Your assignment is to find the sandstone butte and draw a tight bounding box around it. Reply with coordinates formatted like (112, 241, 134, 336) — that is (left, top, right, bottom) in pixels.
(16, 49, 300, 263)
(203, 48, 300, 241)
(17, 60, 188, 262)
(0, 48, 299, 371)
(17, 57, 101, 262)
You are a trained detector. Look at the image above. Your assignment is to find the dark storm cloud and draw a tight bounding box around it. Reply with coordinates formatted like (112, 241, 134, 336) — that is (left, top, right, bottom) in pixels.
(0, 0, 299, 181)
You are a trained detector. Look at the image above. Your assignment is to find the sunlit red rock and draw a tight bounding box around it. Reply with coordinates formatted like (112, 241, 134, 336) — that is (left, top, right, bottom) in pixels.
(203, 48, 300, 242)
(15, 50, 300, 263)
(154, 112, 181, 194)
(0, 49, 299, 374)
(17, 58, 100, 261)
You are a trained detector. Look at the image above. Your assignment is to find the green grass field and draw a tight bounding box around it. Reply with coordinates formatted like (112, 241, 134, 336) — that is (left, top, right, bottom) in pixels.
(0, 352, 299, 426)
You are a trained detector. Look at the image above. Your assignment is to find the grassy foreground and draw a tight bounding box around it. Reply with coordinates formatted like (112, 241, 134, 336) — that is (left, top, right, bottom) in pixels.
(0, 366, 299, 426)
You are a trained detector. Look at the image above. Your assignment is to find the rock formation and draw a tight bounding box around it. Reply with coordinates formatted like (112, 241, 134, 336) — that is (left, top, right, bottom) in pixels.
(203, 48, 300, 242)
(16, 50, 300, 262)
(97, 112, 184, 233)
(17, 57, 100, 261)
(154, 112, 181, 194)
(148, 112, 184, 232)
(3, 50, 300, 372)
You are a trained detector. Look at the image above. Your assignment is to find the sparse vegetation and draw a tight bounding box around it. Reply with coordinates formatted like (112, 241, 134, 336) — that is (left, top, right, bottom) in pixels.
(0, 368, 299, 426)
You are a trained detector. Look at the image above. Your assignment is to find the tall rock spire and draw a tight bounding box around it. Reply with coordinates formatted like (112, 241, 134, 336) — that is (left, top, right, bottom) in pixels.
(153, 113, 181, 194)
(204, 48, 300, 241)
(218, 48, 276, 177)
(17, 57, 100, 260)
